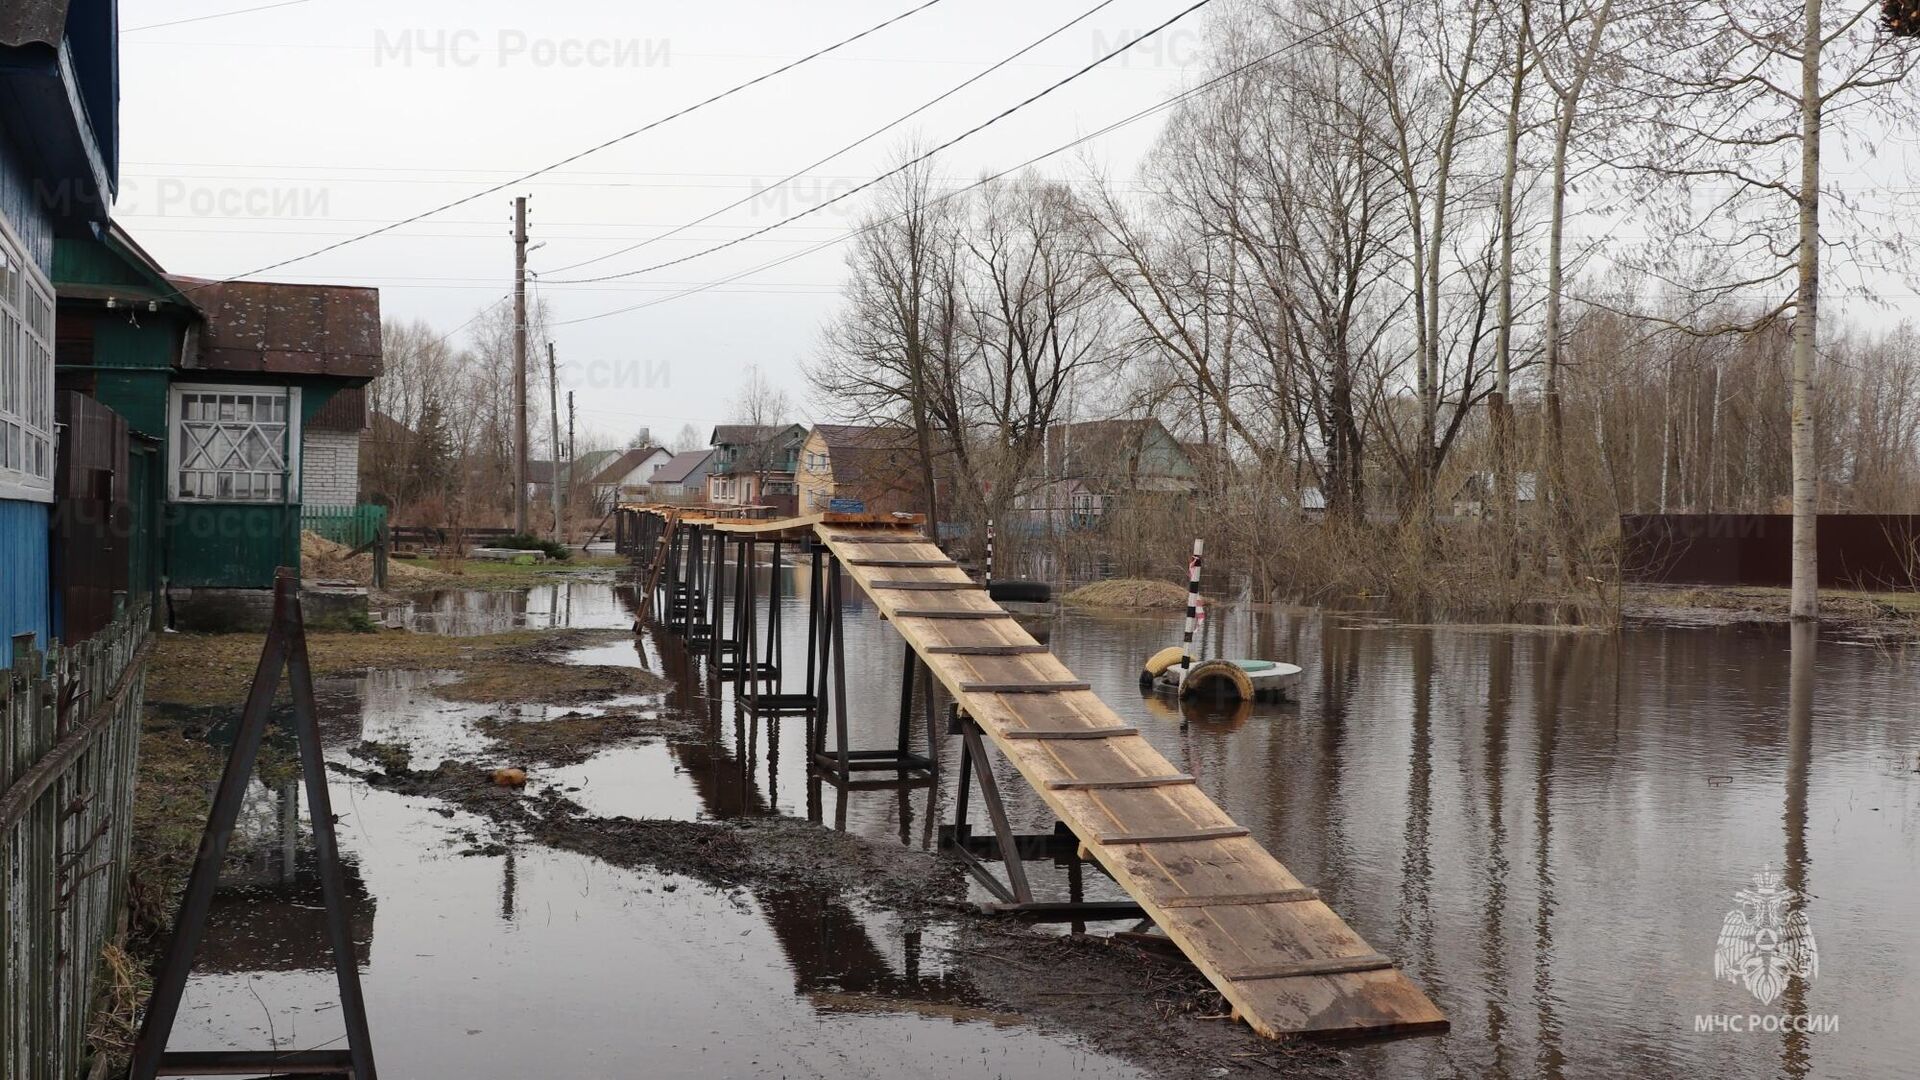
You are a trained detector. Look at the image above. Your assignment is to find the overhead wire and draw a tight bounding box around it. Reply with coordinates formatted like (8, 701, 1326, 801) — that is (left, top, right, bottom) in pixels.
(550, 0, 1383, 326)
(174, 0, 950, 291)
(544, 0, 1220, 287)
(543, 0, 1126, 276)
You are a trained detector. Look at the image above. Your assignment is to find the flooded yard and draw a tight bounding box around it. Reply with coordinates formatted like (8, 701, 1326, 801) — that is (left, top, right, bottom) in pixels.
(158, 560, 1918, 1078)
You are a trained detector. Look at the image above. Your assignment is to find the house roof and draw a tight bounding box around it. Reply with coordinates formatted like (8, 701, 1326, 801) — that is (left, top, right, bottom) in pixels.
(651, 448, 716, 485)
(1047, 418, 1190, 486)
(0, 1, 70, 47)
(811, 424, 924, 488)
(366, 410, 414, 444)
(710, 423, 804, 447)
(588, 446, 668, 486)
(167, 275, 382, 380)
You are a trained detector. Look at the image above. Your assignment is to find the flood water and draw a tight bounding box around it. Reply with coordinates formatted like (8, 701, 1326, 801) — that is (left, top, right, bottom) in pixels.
(169, 559, 1919, 1078)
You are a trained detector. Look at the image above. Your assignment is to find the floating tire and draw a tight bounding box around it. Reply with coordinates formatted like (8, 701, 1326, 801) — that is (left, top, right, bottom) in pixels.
(1179, 659, 1255, 702)
(988, 579, 1052, 603)
(1140, 645, 1188, 689)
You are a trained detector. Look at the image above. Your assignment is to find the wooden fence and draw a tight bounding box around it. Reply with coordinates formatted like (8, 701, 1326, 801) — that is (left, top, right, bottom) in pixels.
(1, 605, 153, 1080)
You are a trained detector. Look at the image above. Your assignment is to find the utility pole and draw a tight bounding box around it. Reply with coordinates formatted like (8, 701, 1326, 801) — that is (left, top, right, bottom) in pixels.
(567, 389, 576, 474)
(512, 196, 529, 535)
(546, 341, 564, 543)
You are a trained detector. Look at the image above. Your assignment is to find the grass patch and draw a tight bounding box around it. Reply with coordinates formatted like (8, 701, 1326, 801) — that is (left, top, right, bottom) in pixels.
(401, 554, 627, 590)
(146, 627, 549, 707)
(436, 662, 668, 705)
(474, 708, 698, 767)
(1063, 579, 1192, 610)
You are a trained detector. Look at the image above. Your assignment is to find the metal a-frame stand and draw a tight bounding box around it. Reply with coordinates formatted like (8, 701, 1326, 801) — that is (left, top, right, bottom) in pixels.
(728, 535, 812, 718)
(131, 569, 376, 1079)
(941, 707, 1147, 928)
(809, 547, 938, 789)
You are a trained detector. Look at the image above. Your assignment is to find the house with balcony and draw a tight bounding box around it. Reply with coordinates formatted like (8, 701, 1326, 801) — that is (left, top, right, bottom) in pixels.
(0, 0, 119, 663)
(706, 423, 805, 515)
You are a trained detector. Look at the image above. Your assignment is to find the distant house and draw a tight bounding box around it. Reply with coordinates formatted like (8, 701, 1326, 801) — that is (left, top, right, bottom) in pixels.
(1, 0, 120, 662)
(588, 445, 673, 509)
(1452, 471, 1538, 519)
(707, 424, 806, 514)
(1026, 419, 1198, 531)
(797, 424, 934, 515)
(649, 448, 717, 502)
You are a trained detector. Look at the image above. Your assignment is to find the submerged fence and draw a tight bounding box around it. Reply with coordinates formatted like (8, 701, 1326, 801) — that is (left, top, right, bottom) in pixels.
(1, 606, 153, 1080)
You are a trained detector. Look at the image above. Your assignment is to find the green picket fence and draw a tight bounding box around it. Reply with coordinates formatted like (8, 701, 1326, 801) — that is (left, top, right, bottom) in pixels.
(301, 504, 388, 551)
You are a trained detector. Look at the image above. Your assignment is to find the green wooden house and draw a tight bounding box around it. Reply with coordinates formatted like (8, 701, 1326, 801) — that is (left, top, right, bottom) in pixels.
(54, 224, 382, 628)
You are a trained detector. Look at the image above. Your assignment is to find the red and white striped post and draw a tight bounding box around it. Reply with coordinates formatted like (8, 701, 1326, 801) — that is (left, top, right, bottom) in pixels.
(1182, 538, 1204, 673)
(985, 518, 994, 588)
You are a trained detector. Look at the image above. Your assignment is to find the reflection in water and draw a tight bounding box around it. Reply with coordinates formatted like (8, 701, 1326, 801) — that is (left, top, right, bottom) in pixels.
(1780, 622, 1815, 1080)
(176, 570, 1918, 1079)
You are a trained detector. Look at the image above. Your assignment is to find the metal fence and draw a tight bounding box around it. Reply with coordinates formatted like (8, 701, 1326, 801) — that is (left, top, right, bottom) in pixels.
(1, 606, 153, 1080)
(1621, 513, 1920, 589)
(300, 504, 388, 551)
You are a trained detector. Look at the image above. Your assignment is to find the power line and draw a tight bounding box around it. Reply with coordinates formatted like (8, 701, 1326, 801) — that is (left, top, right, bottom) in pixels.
(551, 0, 1366, 326)
(545, 0, 1124, 276)
(124, 0, 312, 33)
(546, 0, 1217, 287)
(184, 0, 949, 291)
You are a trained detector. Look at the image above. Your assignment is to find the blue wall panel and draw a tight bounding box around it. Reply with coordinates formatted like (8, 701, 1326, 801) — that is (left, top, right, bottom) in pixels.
(0, 499, 51, 668)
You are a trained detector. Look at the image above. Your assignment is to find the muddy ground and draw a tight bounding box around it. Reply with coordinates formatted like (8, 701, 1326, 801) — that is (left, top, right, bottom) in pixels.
(129, 614, 1343, 1078)
(330, 750, 1339, 1078)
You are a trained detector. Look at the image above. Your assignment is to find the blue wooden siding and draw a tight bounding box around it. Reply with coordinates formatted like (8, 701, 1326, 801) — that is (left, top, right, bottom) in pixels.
(0, 499, 50, 667)
(0, 120, 56, 273)
(1, 109, 58, 669)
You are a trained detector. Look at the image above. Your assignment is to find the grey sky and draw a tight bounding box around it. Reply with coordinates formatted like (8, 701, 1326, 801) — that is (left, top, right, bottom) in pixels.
(118, 0, 1208, 447)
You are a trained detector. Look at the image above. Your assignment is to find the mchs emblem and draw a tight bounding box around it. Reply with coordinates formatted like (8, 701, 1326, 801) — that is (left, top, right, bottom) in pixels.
(1714, 864, 1818, 1006)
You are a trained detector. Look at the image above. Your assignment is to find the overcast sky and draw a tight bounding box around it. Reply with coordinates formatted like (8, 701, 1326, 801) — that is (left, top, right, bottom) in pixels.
(117, 0, 1209, 447)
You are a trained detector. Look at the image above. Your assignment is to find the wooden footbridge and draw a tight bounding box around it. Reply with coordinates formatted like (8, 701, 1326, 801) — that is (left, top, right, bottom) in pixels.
(615, 506, 1447, 1040)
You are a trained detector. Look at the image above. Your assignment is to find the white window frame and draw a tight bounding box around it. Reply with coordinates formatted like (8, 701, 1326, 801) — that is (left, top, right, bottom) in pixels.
(0, 218, 56, 504)
(168, 383, 303, 504)
(712, 476, 736, 502)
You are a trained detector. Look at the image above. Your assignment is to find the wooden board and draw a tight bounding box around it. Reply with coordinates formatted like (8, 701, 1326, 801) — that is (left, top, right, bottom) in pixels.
(810, 521, 1449, 1041)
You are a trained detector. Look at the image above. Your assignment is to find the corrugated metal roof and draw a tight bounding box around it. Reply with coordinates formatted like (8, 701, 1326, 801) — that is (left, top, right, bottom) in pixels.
(168, 276, 382, 379)
(0, 1, 71, 48)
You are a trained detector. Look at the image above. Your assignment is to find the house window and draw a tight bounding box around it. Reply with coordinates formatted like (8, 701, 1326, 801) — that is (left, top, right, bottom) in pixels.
(171, 385, 302, 502)
(1070, 489, 1101, 527)
(713, 477, 735, 501)
(806, 451, 829, 472)
(0, 229, 56, 503)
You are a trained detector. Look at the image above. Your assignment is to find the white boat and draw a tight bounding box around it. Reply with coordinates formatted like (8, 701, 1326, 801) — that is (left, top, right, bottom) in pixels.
(1139, 647, 1302, 703)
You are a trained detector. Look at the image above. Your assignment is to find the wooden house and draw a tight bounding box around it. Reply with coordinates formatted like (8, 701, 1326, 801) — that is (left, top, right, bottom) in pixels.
(797, 424, 935, 515)
(0, 0, 119, 663)
(53, 233, 383, 629)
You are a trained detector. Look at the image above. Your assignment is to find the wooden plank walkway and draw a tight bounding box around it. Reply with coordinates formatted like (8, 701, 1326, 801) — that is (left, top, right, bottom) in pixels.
(653, 509, 1446, 1039)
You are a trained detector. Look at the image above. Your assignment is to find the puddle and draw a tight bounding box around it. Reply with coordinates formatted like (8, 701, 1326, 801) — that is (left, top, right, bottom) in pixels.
(381, 580, 638, 635)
